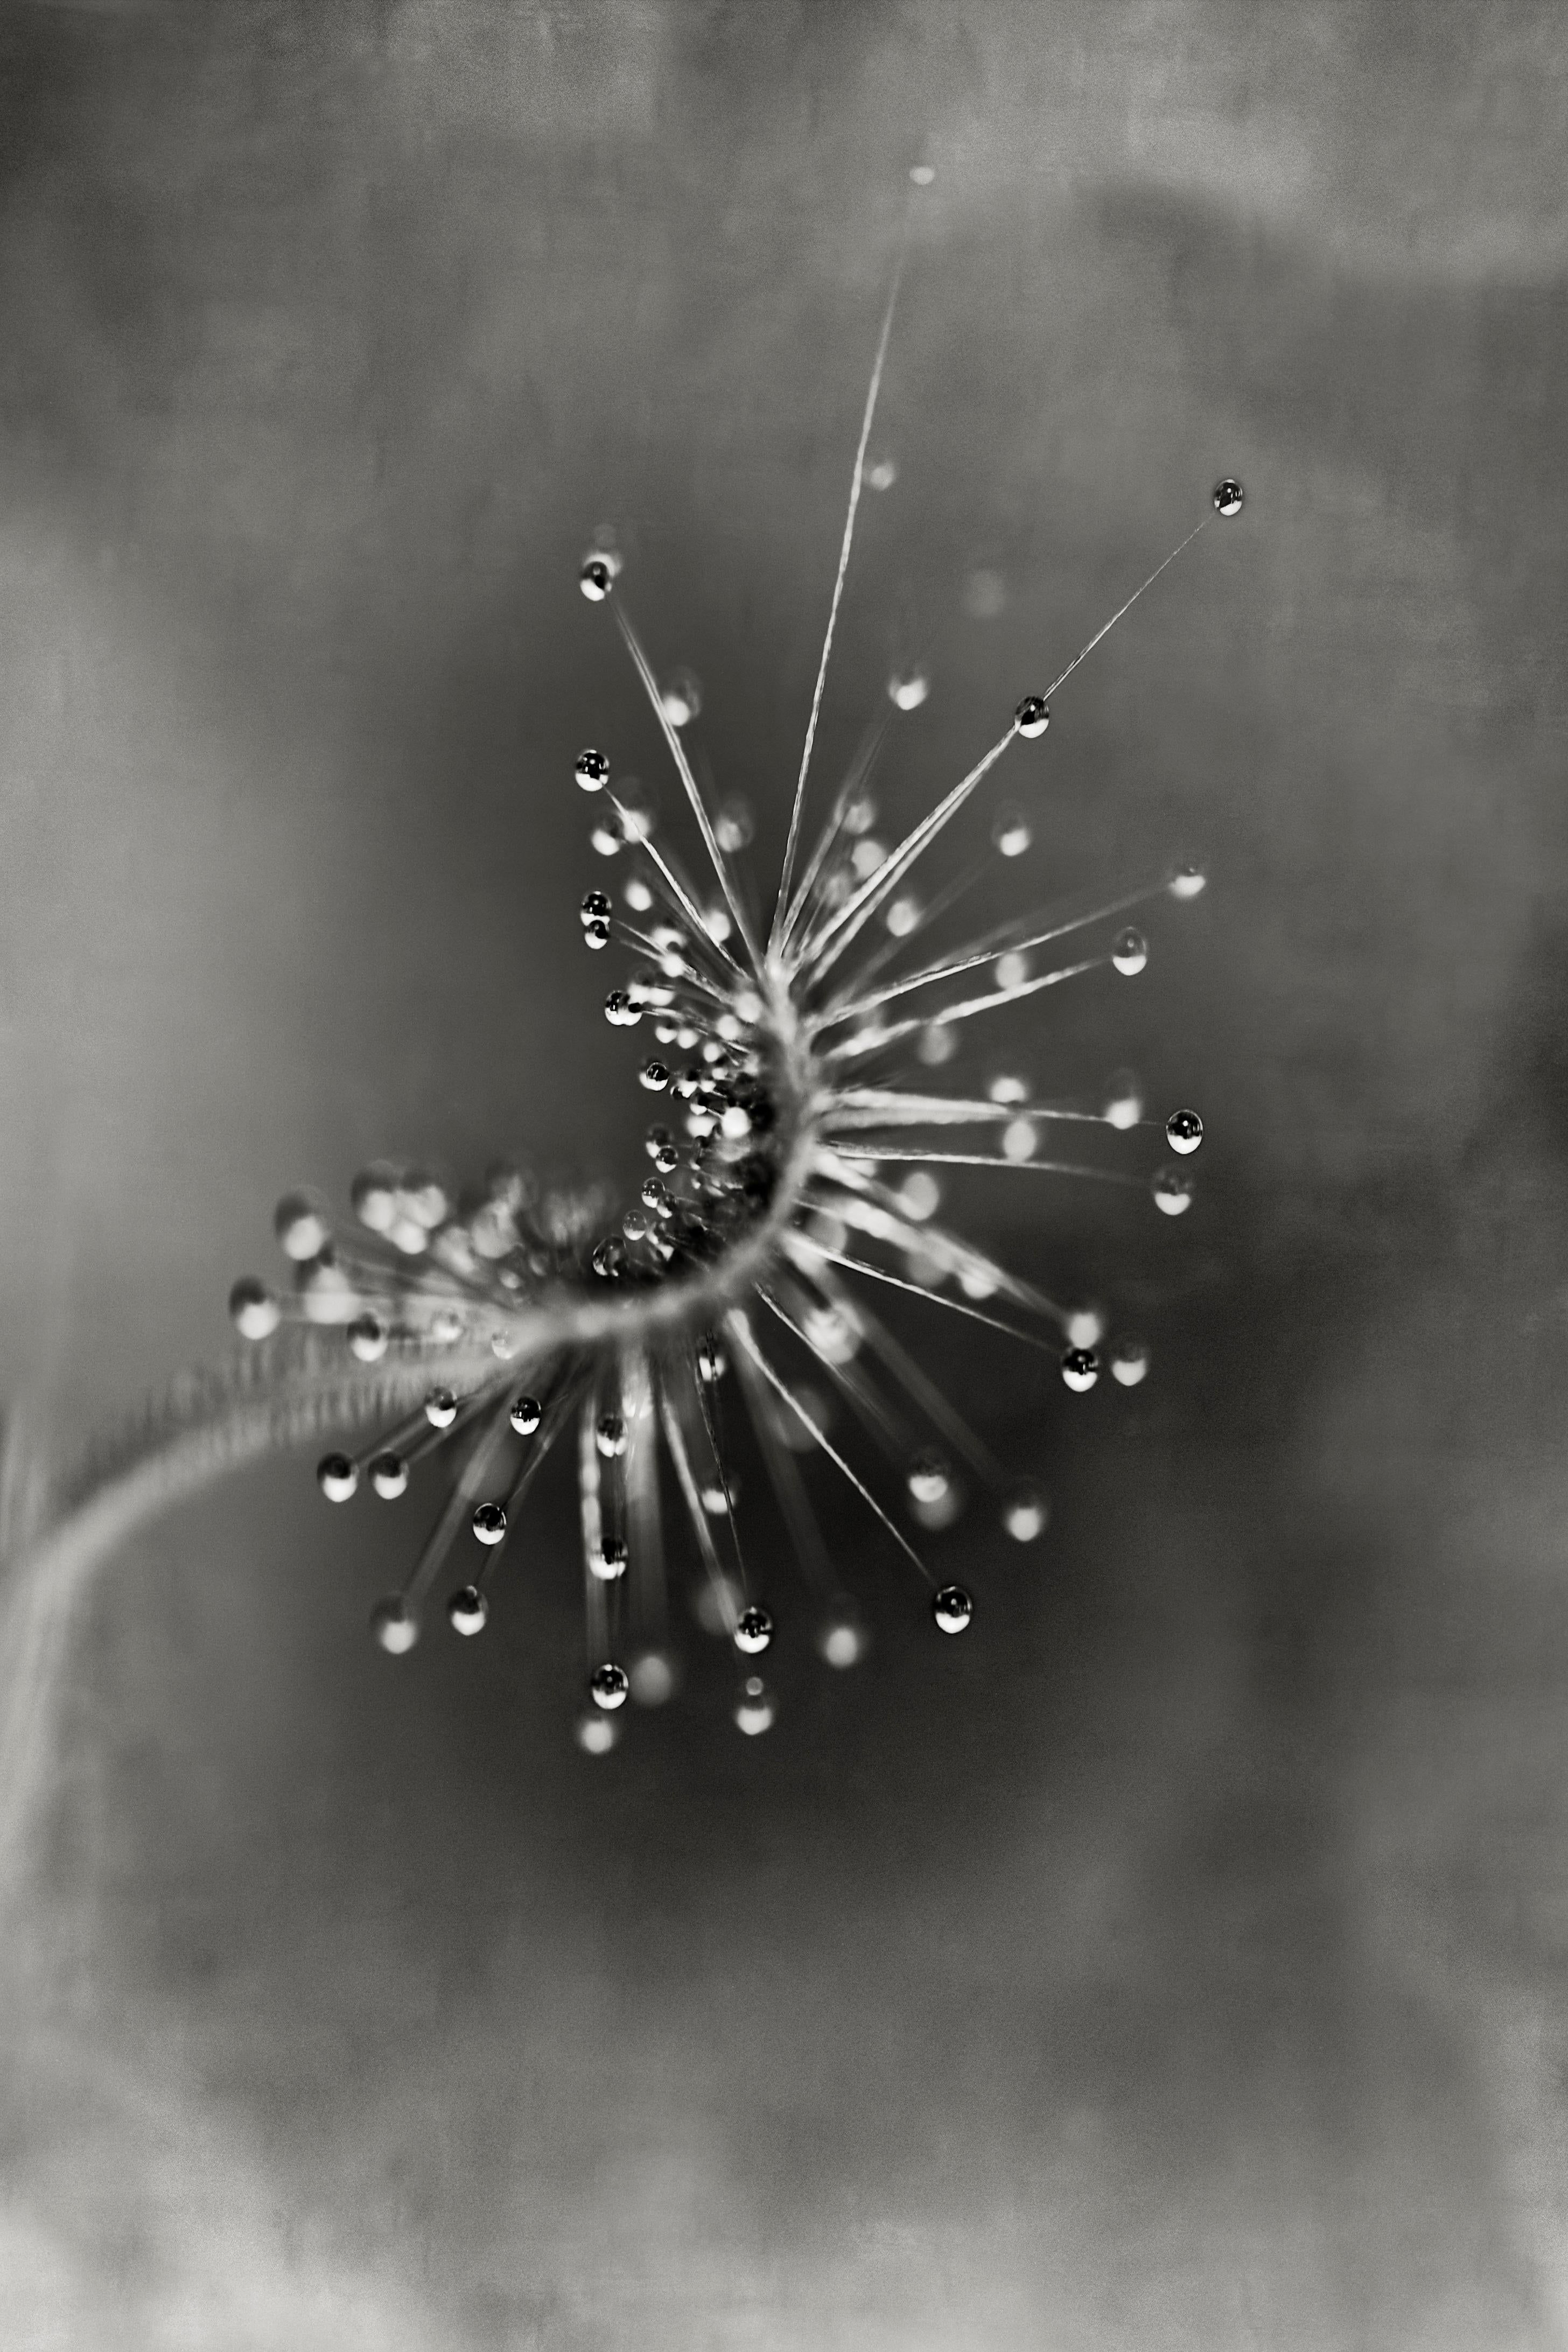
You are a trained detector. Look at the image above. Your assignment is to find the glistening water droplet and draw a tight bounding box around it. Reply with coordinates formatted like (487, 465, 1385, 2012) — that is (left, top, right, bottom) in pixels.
(1212, 478, 1244, 518)
(447, 1585, 488, 1636)
(472, 1501, 508, 1545)
(590, 1662, 629, 1711)
(1014, 695, 1050, 738)
(317, 1452, 358, 1503)
(734, 1605, 773, 1655)
(1061, 1347, 1100, 1393)
(932, 1586, 972, 1635)
(1112, 927, 1148, 977)
(1165, 1108, 1203, 1155)
(370, 1453, 408, 1501)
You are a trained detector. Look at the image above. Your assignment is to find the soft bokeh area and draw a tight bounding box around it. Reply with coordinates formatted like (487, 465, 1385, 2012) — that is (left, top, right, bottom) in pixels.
(2, 3, 1566, 2346)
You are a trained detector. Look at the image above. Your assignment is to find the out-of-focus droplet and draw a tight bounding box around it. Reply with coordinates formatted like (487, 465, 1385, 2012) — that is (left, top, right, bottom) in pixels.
(590, 1662, 629, 1711)
(933, 1586, 972, 1635)
(317, 1452, 358, 1503)
(629, 1650, 677, 1707)
(350, 1165, 399, 1233)
(1002, 1483, 1048, 1542)
(1014, 695, 1049, 738)
(909, 163, 935, 186)
(696, 1334, 727, 1383)
(1169, 862, 1207, 899)
(447, 1584, 488, 1636)
(472, 1501, 507, 1545)
(885, 892, 921, 936)
(370, 1452, 408, 1500)
(818, 1613, 867, 1669)
(1112, 927, 1148, 977)
(1152, 1168, 1195, 1216)
(1212, 478, 1244, 518)
(992, 808, 1031, 857)
(577, 1711, 619, 1754)
(963, 566, 1006, 620)
(988, 1073, 1028, 1105)
(734, 1675, 776, 1734)
(509, 1395, 542, 1436)
(715, 797, 753, 853)
(1002, 1118, 1036, 1162)
(660, 668, 702, 728)
(1166, 1108, 1203, 1155)
(1061, 1347, 1100, 1392)
(897, 1171, 941, 1222)
(918, 1021, 958, 1067)
(370, 1597, 419, 1654)
(907, 1450, 951, 1506)
(624, 874, 653, 913)
(228, 1277, 280, 1340)
(699, 1481, 731, 1518)
(347, 1314, 388, 1363)
(734, 1605, 772, 1655)
(275, 1190, 330, 1261)
(1066, 1307, 1105, 1349)
(887, 669, 928, 712)
(1111, 1338, 1151, 1387)
(424, 1386, 458, 1429)
(866, 457, 897, 492)
(596, 1414, 627, 1458)
(591, 817, 624, 857)
(1102, 1070, 1145, 1129)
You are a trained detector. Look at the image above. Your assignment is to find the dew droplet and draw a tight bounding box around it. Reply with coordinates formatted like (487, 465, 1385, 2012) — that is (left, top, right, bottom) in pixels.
(1101, 1070, 1145, 1129)
(641, 1176, 670, 1215)
(1002, 1483, 1048, 1542)
(576, 1710, 620, 1753)
(425, 1385, 458, 1429)
(580, 889, 611, 925)
(594, 1535, 628, 1581)
(817, 1613, 867, 1669)
(646, 1128, 681, 1174)
(887, 668, 929, 712)
(896, 1170, 941, 1222)
(933, 1585, 972, 1635)
(918, 1021, 958, 1067)
(1212, 478, 1244, 518)
(659, 668, 702, 728)
(624, 874, 654, 913)
(604, 990, 642, 1028)
(909, 162, 935, 186)
(1152, 1167, 1195, 1216)
(347, 1313, 388, 1364)
(734, 1674, 776, 1735)
(988, 1072, 1028, 1105)
(850, 837, 886, 879)
(447, 1584, 488, 1636)
(991, 808, 1031, 857)
(579, 557, 614, 601)
(575, 746, 610, 792)
(509, 1394, 542, 1436)
(228, 1277, 281, 1341)
(865, 457, 897, 492)
(1060, 1347, 1100, 1393)
(590, 817, 624, 857)
(349, 1165, 400, 1234)
(1111, 1338, 1151, 1387)
(274, 1190, 331, 1262)
(1111, 927, 1148, 977)
(1168, 862, 1207, 900)
(1002, 1117, 1037, 1163)
(583, 919, 611, 950)
(696, 1333, 727, 1383)
(370, 1452, 408, 1500)
(884, 892, 921, 936)
(699, 1481, 730, 1518)
(1165, 1108, 1203, 1156)
(629, 1649, 677, 1707)
(590, 1661, 629, 1711)
(596, 1413, 627, 1459)
(715, 796, 754, 853)
(907, 1450, 951, 1506)
(370, 1597, 419, 1654)
(472, 1500, 508, 1545)
(1066, 1306, 1105, 1349)
(317, 1452, 358, 1503)
(1014, 695, 1050, 739)
(734, 1605, 773, 1655)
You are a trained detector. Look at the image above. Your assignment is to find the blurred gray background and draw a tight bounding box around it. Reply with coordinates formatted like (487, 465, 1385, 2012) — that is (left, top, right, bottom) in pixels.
(2, 2, 1566, 2345)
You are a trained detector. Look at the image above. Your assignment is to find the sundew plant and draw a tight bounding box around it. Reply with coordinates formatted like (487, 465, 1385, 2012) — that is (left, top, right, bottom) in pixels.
(17, 171, 1242, 1763)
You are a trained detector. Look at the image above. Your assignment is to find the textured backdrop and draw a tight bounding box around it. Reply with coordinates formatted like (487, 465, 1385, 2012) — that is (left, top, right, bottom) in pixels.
(1, 4, 1566, 2346)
